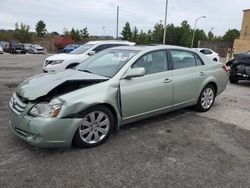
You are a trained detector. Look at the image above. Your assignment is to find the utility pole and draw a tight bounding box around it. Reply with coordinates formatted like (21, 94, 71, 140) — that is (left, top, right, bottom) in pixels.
(116, 6, 119, 39)
(163, 0, 168, 45)
(191, 16, 206, 48)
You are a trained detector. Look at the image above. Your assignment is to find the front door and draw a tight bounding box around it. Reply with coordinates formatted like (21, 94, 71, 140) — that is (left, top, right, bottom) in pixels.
(120, 50, 173, 119)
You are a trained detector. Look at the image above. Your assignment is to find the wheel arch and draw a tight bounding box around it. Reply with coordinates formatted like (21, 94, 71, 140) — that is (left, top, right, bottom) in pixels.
(69, 102, 120, 146)
(206, 81, 218, 95)
(71, 102, 120, 131)
(199, 78, 218, 100)
(100, 103, 120, 131)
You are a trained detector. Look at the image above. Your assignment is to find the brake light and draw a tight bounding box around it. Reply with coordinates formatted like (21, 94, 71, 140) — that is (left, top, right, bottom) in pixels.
(222, 65, 230, 72)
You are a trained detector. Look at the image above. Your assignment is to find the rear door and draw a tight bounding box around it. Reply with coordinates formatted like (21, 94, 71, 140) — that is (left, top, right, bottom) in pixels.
(169, 49, 207, 105)
(120, 50, 173, 119)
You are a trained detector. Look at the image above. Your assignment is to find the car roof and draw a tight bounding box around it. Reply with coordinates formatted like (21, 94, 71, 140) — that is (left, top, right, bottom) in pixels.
(194, 48, 213, 51)
(86, 40, 135, 45)
(112, 45, 198, 52)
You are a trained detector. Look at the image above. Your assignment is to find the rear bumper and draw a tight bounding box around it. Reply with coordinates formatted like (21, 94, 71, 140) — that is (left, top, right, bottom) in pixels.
(8, 110, 81, 148)
(230, 72, 250, 80)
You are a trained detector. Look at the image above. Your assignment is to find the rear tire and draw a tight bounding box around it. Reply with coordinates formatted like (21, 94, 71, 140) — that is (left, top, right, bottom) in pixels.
(229, 76, 238, 84)
(73, 105, 114, 148)
(196, 84, 216, 112)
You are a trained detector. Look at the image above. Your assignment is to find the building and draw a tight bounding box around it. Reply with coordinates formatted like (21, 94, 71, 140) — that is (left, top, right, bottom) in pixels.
(233, 9, 250, 53)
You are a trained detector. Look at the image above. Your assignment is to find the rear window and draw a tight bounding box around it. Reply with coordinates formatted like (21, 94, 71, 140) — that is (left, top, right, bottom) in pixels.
(170, 50, 196, 69)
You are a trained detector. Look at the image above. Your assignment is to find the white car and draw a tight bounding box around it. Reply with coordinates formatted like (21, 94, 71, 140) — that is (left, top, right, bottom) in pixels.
(0, 46, 3, 54)
(43, 40, 135, 72)
(193, 48, 220, 62)
(31, 44, 45, 54)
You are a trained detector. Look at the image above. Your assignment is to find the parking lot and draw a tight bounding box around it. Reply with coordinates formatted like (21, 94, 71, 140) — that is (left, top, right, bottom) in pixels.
(0, 54, 250, 187)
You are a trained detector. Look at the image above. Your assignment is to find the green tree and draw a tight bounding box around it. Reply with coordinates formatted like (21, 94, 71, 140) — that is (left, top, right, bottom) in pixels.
(80, 27, 89, 41)
(132, 26, 138, 42)
(152, 22, 163, 44)
(63, 28, 70, 36)
(70, 28, 81, 42)
(136, 30, 152, 44)
(35, 20, 47, 37)
(208, 31, 214, 40)
(179, 20, 192, 47)
(222, 29, 240, 44)
(147, 30, 153, 44)
(137, 30, 147, 44)
(14, 22, 32, 42)
(165, 24, 179, 45)
(193, 29, 207, 47)
(121, 22, 132, 41)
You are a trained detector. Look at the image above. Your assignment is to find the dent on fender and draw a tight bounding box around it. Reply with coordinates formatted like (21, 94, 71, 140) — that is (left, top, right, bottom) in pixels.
(58, 82, 121, 123)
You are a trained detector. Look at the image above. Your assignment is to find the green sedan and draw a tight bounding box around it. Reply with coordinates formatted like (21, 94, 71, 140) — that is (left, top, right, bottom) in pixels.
(9, 45, 228, 148)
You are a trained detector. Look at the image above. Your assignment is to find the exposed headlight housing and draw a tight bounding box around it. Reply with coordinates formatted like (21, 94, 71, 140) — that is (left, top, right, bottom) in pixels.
(51, 60, 64, 65)
(29, 102, 62, 118)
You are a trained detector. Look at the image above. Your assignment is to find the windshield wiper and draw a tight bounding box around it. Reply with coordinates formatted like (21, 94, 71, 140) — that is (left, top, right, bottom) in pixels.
(78, 69, 111, 78)
(78, 69, 93, 74)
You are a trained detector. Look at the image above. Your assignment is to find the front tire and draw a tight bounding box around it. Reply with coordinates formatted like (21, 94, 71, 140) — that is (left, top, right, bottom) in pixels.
(73, 105, 114, 148)
(196, 84, 216, 112)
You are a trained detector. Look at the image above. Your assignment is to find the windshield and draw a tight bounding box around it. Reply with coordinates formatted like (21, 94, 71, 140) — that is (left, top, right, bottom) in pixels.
(70, 44, 95, 54)
(77, 49, 139, 78)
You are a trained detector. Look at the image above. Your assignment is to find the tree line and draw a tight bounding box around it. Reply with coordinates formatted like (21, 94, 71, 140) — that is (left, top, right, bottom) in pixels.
(0, 20, 240, 48)
(0, 20, 90, 43)
(121, 21, 240, 47)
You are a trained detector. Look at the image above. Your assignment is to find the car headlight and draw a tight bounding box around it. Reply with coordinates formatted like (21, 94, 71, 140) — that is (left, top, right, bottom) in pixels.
(51, 60, 64, 65)
(30, 102, 62, 118)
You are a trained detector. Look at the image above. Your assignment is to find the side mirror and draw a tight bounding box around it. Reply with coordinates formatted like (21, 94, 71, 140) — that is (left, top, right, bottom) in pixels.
(123, 67, 145, 79)
(88, 51, 95, 56)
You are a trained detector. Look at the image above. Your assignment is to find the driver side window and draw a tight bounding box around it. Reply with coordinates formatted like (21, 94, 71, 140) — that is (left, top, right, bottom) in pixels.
(132, 50, 168, 75)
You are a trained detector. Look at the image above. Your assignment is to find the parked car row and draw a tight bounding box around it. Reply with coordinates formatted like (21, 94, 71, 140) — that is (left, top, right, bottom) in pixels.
(24, 44, 46, 54)
(0, 41, 46, 54)
(8, 40, 229, 148)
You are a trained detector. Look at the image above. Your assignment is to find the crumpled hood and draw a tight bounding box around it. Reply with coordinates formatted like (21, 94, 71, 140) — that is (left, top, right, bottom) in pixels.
(46, 53, 89, 61)
(16, 70, 108, 101)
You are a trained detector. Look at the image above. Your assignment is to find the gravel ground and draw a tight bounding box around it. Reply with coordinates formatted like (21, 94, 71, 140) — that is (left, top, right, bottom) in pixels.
(0, 54, 250, 188)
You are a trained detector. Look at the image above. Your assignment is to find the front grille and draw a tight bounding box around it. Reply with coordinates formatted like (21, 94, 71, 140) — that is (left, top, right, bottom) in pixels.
(9, 93, 28, 115)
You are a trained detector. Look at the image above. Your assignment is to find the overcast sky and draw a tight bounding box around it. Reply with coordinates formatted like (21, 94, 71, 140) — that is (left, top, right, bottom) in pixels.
(0, 0, 250, 37)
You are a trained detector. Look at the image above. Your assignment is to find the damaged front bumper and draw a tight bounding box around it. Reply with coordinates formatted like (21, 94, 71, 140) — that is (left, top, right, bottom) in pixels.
(9, 110, 82, 148)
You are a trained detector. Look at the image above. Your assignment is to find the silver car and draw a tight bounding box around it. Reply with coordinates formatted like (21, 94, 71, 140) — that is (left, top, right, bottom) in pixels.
(9, 45, 228, 148)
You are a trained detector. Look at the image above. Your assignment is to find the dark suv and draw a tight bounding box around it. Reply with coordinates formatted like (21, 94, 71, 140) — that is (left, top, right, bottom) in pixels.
(227, 54, 250, 83)
(6, 43, 27, 54)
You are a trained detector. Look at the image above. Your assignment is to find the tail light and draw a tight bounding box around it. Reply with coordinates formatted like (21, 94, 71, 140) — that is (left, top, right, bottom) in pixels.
(222, 65, 230, 72)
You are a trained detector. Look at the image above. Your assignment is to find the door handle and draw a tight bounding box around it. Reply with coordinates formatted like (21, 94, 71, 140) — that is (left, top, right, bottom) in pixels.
(199, 72, 206, 76)
(163, 78, 172, 83)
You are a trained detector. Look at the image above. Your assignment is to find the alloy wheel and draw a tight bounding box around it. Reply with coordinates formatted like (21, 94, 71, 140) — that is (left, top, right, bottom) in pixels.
(79, 111, 110, 144)
(201, 88, 214, 110)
